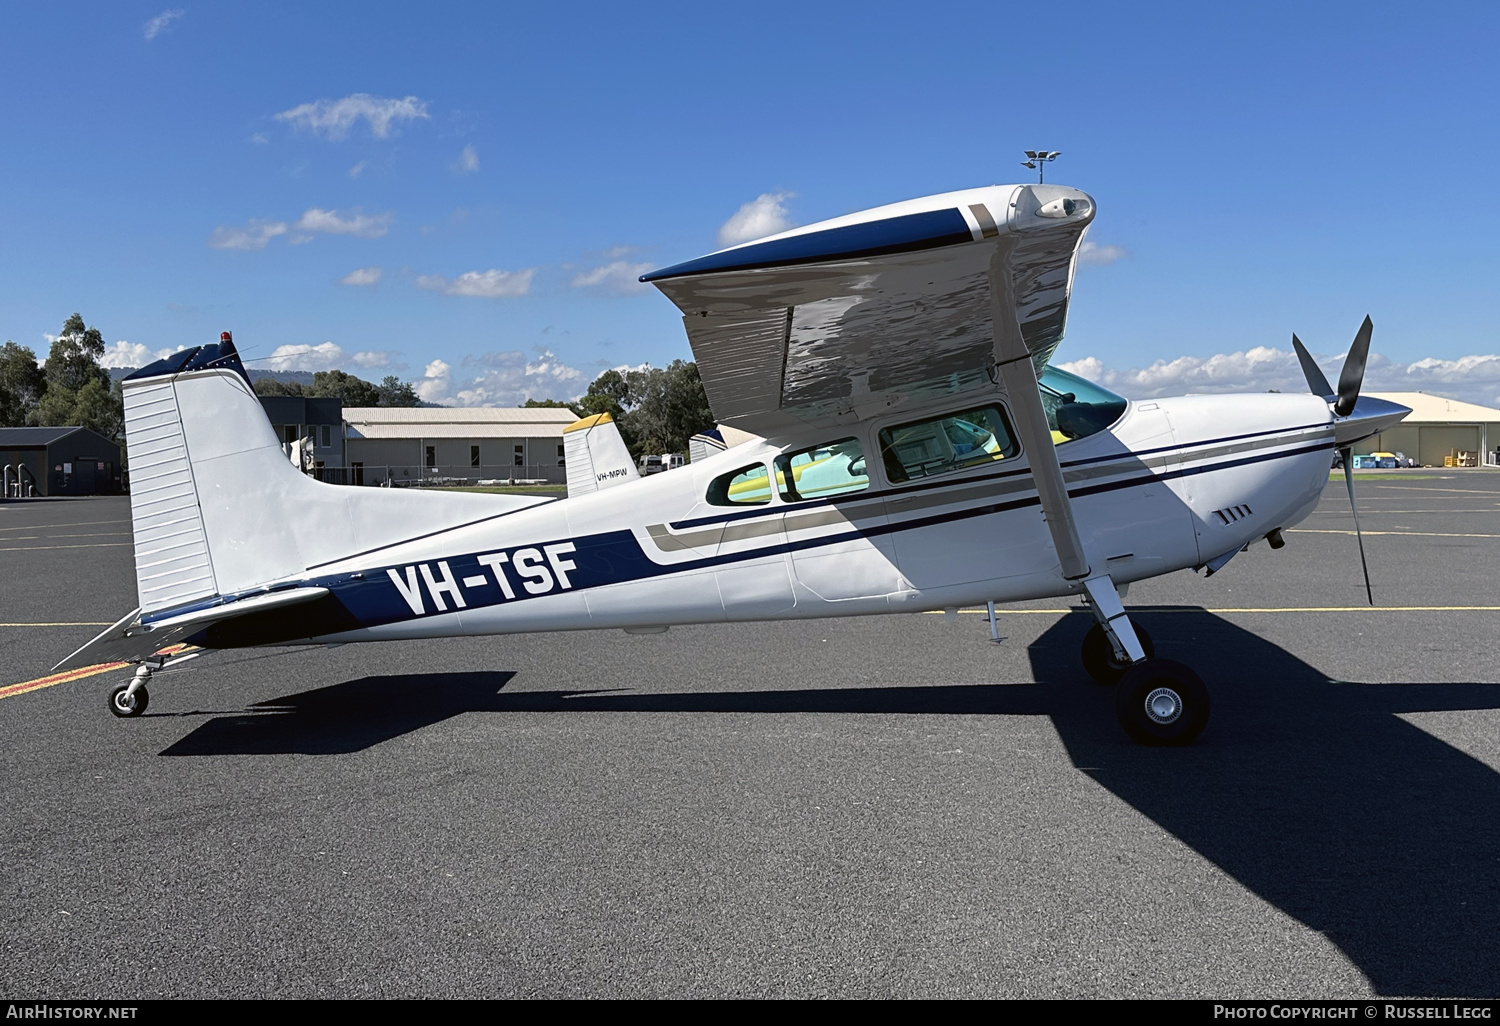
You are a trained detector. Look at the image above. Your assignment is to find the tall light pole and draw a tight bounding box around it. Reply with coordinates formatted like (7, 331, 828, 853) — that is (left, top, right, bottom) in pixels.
(1021, 150, 1061, 184)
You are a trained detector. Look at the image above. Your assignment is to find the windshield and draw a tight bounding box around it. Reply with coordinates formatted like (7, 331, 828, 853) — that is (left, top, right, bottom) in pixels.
(1039, 366, 1127, 442)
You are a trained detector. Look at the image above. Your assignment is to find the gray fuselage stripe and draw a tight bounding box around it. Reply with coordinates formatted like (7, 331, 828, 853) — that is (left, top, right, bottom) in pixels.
(645, 426, 1335, 551)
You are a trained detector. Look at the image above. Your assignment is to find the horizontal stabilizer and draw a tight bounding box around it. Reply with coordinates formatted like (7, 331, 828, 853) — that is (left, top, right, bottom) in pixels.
(563, 412, 639, 496)
(52, 587, 332, 672)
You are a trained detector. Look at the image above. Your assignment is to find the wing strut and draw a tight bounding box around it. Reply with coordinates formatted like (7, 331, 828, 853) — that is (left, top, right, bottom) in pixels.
(986, 246, 1147, 664)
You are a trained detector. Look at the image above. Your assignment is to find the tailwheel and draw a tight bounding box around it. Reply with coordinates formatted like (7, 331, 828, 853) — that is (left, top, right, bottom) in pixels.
(1115, 658, 1209, 746)
(1081, 622, 1154, 685)
(108, 682, 149, 718)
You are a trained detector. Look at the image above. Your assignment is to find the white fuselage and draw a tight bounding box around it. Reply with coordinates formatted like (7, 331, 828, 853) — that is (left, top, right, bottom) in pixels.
(304, 391, 1336, 646)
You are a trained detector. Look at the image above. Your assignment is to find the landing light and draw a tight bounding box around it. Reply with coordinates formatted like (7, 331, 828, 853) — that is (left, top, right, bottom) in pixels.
(1036, 197, 1079, 218)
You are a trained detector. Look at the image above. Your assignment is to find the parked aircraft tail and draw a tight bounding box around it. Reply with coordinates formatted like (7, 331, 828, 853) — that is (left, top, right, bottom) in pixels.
(562, 412, 640, 496)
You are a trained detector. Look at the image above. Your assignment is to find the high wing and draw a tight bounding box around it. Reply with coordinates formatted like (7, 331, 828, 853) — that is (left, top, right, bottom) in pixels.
(645, 181, 1143, 662)
(642, 183, 1095, 437)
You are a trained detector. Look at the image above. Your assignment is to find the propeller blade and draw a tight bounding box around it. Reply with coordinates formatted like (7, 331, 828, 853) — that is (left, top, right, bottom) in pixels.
(1334, 315, 1374, 417)
(1339, 445, 1374, 605)
(1291, 334, 1335, 399)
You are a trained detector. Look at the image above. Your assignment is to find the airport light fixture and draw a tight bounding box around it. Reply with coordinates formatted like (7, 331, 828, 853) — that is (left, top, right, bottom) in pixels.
(1021, 150, 1061, 183)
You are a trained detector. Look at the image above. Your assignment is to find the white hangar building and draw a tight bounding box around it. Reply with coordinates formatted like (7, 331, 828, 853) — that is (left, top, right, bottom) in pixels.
(1358, 392, 1500, 467)
(342, 406, 579, 486)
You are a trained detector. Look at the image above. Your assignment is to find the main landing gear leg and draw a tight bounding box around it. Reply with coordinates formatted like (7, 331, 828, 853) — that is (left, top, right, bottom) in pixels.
(1081, 574, 1146, 670)
(108, 664, 151, 718)
(1079, 574, 1209, 746)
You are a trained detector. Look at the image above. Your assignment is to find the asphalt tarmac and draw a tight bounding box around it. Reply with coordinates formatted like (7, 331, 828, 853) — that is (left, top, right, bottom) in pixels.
(1, 472, 1497, 999)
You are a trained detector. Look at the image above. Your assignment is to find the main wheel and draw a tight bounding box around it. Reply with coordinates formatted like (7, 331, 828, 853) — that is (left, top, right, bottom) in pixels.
(1081, 622, 1155, 685)
(108, 683, 149, 718)
(1115, 659, 1208, 746)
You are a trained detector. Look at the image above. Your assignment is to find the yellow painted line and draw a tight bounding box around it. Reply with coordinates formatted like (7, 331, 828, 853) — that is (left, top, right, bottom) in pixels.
(0, 519, 129, 533)
(925, 608, 1073, 615)
(0, 542, 132, 552)
(0, 645, 193, 702)
(933, 605, 1500, 615)
(1312, 509, 1500, 514)
(0, 663, 128, 700)
(1202, 606, 1500, 613)
(0, 622, 113, 627)
(0, 532, 133, 541)
(1368, 485, 1500, 495)
(1290, 528, 1500, 539)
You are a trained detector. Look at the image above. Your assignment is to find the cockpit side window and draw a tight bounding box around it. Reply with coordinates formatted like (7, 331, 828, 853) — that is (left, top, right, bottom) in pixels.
(1040, 366, 1128, 443)
(877, 406, 1019, 484)
(707, 463, 772, 506)
(775, 437, 868, 502)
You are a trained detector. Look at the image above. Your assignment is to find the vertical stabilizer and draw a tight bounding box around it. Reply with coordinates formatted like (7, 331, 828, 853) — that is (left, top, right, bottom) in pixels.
(688, 428, 726, 463)
(120, 337, 556, 621)
(563, 412, 640, 496)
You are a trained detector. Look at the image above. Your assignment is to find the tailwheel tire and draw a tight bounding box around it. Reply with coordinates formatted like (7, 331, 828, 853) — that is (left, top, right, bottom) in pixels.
(108, 683, 149, 718)
(1115, 658, 1209, 746)
(1081, 622, 1155, 685)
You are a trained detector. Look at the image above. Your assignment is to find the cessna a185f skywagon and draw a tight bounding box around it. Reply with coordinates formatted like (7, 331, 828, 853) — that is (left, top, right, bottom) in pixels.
(62, 182, 1409, 745)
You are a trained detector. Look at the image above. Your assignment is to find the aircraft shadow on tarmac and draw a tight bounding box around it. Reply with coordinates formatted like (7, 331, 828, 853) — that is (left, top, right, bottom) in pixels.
(161, 608, 1500, 997)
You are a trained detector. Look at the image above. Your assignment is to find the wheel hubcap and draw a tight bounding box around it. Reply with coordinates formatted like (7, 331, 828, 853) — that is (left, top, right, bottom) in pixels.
(1144, 687, 1182, 724)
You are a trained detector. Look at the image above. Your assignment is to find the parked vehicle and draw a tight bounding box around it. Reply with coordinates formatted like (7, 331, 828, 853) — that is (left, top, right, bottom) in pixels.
(638, 453, 685, 475)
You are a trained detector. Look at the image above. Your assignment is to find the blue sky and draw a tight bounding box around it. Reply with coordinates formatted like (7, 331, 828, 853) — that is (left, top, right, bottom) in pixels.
(4, 2, 1500, 405)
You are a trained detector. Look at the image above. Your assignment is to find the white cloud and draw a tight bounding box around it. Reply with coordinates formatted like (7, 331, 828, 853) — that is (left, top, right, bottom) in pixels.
(249, 132, 269, 145)
(143, 9, 183, 40)
(570, 259, 653, 295)
(340, 266, 382, 286)
(352, 350, 399, 369)
(413, 349, 587, 407)
(100, 341, 176, 369)
(273, 93, 430, 141)
(264, 342, 346, 372)
(455, 145, 479, 173)
(718, 192, 795, 247)
(416, 359, 452, 403)
(1056, 345, 1500, 407)
(1399, 354, 1500, 386)
(348, 160, 367, 178)
(210, 209, 391, 251)
(209, 219, 288, 251)
(1078, 240, 1129, 266)
(416, 268, 534, 298)
(295, 207, 392, 238)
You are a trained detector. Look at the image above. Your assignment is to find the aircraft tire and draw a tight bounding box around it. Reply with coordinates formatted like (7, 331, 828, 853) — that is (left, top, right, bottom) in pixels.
(1081, 622, 1154, 685)
(108, 683, 149, 718)
(1114, 659, 1209, 746)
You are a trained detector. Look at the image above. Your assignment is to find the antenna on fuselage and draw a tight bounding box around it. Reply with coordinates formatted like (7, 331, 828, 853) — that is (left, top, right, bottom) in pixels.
(1021, 150, 1061, 184)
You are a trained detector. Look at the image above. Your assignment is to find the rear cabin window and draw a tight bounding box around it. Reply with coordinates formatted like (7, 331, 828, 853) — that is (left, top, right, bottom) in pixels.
(878, 406, 1019, 483)
(775, 438, 868, 502)
(707, 463, 772, 506)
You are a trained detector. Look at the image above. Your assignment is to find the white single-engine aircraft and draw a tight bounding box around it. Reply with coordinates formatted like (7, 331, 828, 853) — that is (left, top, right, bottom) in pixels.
(62, 182, 1409, 745)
